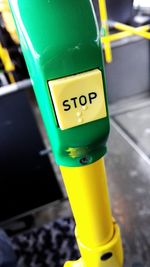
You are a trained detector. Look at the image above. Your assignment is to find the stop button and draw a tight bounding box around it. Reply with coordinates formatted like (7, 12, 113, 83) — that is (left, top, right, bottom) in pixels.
(48, 69, 107, 130)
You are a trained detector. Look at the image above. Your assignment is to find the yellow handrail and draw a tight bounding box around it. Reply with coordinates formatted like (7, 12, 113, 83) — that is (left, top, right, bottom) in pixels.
(98, 0, 112, 63)
(114, 22, 150, 40)
(98, 0, 150, 63)
(101, 25, 150, 42)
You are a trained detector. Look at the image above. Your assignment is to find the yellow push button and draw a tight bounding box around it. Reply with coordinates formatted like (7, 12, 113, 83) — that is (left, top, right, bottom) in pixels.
(48, 69, 107, 130)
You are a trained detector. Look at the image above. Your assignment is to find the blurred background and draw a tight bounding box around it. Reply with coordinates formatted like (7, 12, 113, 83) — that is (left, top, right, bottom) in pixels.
(0, 1, 149, 267)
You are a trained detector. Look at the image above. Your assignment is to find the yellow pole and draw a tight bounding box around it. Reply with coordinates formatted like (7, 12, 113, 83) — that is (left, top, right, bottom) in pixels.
(0, 43, 15, 83)
(60, 158, 113, 248)
(98, 0, 112, 63)
(61, 158, 123, 267)
(114, 22, 150, 40)
(101, 25, 150, 42)
(0, 0, 20, 45)
(8, 72, 15, 83)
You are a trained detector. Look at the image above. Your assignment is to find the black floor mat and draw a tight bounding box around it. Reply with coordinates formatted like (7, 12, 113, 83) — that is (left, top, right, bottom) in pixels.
(12, 218, 79, 267)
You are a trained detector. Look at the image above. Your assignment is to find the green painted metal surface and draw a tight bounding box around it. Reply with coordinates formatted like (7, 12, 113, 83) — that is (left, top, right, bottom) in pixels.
(9, 0, 109, 167)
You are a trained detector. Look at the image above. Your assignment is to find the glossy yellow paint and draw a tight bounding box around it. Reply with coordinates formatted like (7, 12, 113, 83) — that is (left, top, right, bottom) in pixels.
(60, 158, 113, 248)
(49, 69, 107, 130)
(61, 158, 123, 267)
(64, 223, 123, 267)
